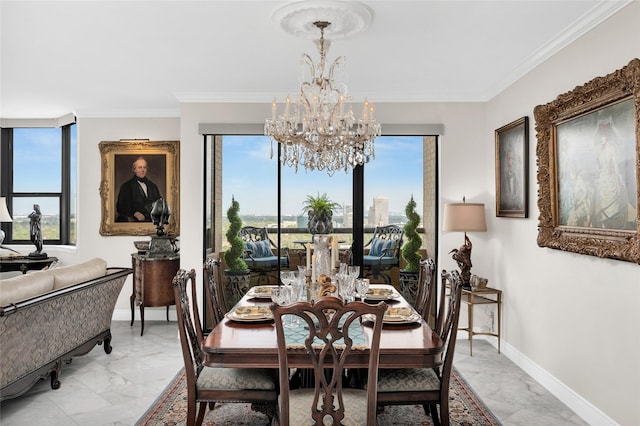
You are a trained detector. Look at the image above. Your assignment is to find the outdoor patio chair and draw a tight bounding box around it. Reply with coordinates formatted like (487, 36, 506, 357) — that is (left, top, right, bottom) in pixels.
(362, 225, 404, 284)
(240, 226, 290, 284)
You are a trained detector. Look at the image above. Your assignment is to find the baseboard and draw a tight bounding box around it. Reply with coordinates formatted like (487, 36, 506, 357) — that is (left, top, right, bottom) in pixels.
(475, 335, 617, 426)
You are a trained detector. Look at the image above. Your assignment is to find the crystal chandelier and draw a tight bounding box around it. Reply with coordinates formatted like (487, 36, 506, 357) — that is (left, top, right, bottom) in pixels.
(265, 20, 381, 176)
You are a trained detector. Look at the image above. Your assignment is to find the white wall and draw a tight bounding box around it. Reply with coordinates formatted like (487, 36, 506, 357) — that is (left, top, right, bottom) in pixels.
(484, 4, 640, 425)
(66, 117, 181, 319)
(60, 3, 638, 424)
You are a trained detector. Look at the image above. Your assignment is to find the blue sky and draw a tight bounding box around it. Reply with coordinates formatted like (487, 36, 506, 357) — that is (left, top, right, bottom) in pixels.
(10, 127, 76, 217)
(222, 135, 424, 217)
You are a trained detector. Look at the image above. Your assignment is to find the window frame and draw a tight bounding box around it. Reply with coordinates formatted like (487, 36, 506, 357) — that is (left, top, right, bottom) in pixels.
(201, 124, 442, 265)
(0, 123, 76, 246)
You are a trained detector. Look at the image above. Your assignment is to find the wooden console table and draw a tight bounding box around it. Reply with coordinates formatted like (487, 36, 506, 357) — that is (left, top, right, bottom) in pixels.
(130, 253, 179, 336)
(458, 286, 502, 356)
(0, 256, 58, 274)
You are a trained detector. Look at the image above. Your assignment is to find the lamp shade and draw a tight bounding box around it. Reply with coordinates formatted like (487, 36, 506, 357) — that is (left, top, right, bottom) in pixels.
(443, 202, 486, 232)
(0, 197, 13, 222)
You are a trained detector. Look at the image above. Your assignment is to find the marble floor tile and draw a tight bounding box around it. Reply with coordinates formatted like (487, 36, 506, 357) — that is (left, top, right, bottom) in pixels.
(0, 321, 587, 425)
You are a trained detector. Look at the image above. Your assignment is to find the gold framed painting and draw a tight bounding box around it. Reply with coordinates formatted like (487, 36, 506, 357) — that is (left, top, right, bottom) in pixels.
(495, 116, 529, 218)
(99, 140, 180, 236)
(534, 58, 640, 263)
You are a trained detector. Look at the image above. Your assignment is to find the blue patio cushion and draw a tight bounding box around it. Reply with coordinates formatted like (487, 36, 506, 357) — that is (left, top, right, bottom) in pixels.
(243, 255, 289, 270)
(369, 238, 393, 257)
(363, 255, 398, 266)
(245, 240, 274, 258)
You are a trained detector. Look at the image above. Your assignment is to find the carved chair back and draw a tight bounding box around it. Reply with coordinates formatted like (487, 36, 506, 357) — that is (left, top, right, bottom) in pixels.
(271, 297, 386, 425)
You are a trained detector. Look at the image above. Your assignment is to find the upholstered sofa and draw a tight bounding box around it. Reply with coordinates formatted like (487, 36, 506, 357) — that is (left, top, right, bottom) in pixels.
(0, 258, 132, 400)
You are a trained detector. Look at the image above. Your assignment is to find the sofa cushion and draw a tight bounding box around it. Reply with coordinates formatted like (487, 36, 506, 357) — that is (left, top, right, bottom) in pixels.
(50, 258, 107, 290)
(0, 271, 55, 306)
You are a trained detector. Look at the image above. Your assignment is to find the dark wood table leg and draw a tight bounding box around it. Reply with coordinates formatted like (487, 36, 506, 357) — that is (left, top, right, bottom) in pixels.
(130, 294, 135, 326)
(139, 304, 145, 336)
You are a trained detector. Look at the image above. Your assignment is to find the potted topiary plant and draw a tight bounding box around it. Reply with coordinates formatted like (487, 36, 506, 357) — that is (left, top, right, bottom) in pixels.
(400, 195, 423, 304)
(223, 196, 250, 307)
(302, 192, 340, 235)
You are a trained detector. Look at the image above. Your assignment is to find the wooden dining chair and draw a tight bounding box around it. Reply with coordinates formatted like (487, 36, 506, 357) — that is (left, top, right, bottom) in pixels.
(414, 258, 437, 327)
(203, 257, 227, 327)
(172, 269, 277, 426)
(270, 296, 387, 426)
(374, 269, 464, 426)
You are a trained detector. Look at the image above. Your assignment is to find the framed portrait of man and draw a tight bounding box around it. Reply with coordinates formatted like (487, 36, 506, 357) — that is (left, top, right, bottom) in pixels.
(99, 140, 180, 236)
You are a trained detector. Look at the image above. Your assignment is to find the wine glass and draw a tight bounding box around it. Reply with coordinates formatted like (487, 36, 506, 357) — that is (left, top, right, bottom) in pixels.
(356, 278, 370, 302)
(297, 265, 308, 279)
(270, 286, 288, 305)
(289, 274, 304, 303)
(348, 265, 360, 278)
(339, 275, 355, 303)
(280, 270, 295, 300)
(339, 263, 348, 276)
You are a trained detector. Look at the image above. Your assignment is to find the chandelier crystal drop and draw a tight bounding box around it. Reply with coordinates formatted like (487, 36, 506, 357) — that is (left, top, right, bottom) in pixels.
(265, 21, 381, 176)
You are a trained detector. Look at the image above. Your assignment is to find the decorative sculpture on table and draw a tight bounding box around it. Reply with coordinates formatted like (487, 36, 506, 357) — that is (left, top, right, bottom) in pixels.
(450, 235, 473, 288)
(151, 198, 171, 236)
(147, 198, 177, 257)
(28, 204, 47, 259)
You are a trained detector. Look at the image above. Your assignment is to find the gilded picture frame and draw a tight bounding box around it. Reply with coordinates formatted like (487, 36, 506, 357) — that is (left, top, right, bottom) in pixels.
(99, 140, 180, 236)
(495, 116, 529, 218)
(534, 58, 640, 263)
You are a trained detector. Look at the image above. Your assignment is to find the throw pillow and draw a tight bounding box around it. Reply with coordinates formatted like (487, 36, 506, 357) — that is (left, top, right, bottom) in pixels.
(369, 238, 392, 257)
(245, 240, 274, 258)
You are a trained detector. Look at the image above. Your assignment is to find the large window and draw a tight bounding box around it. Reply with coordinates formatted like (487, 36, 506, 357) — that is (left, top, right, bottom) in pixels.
(0, 123, 77, 245)
(204, 131, 437, 260)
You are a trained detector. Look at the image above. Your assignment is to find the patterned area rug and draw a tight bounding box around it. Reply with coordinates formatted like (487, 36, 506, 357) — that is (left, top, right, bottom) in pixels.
(137, 367, 500, 425)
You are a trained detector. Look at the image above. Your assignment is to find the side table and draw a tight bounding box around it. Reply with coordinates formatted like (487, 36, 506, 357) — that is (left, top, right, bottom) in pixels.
(0, 255, 58, 274)
(458, 286, 502, 356)
(130, 253, 180, 336)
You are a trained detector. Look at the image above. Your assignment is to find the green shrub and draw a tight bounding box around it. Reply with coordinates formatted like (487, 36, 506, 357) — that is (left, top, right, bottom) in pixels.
(402, 195, 422, 272)
(224, 196, 248, 271)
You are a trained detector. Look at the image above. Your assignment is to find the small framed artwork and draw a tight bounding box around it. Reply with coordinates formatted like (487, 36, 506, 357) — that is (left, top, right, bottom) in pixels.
(99, 140, 180, 236)
(495, 116, 529, 218)
(534, 58, 640, 263)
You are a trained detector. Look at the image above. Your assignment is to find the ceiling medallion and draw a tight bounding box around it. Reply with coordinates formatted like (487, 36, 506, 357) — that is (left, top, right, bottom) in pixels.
(271, 1, 373, 39)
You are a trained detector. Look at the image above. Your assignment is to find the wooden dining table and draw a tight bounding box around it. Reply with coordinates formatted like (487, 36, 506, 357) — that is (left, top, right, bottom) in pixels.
(202, 284, 444, 370)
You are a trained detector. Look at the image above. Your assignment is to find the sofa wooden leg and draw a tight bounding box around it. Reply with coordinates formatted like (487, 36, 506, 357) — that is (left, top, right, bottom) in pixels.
(50, 361, 62, 390)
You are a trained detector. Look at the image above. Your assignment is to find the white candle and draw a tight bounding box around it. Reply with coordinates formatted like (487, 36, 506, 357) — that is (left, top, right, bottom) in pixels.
(331, 237, 338, 269)
(306, 243, 311, 272)
(311, 254, 316, 283)
(271, 98, 277, 121)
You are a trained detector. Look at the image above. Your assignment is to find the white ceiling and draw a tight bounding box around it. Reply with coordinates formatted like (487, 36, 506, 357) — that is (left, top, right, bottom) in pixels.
(0, 0, 630, 119)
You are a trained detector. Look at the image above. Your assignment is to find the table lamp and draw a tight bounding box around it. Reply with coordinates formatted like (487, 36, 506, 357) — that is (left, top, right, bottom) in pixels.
(443, 197, 487, 288)
(0, 197, 20, 254)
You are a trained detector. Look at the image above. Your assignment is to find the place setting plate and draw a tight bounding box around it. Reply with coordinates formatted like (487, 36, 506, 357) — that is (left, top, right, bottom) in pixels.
(364, 286, 400, 301)
(225, 305, 273, 323)
(246, 285, 276, 299)
(363, 306, 421, 327)
(382, 307, 421, 324)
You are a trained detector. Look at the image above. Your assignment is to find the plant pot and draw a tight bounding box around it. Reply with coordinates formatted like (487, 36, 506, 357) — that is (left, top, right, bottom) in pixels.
(307, 211, 333, 234)
(399, 269, 420, 305)
(223, 269, 251, 309)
